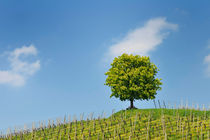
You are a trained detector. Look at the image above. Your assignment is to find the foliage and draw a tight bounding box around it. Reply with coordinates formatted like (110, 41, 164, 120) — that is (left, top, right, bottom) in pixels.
(105, 53, 162, 104)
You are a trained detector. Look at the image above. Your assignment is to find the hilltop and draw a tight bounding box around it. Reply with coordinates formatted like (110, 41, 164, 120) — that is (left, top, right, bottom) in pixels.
(1, 108, 210, 139)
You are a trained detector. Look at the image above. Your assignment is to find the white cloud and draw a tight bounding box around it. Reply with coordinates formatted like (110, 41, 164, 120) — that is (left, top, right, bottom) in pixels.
(204, 54, 210, 77)
(207, 39, 210, 49)
(0, 71, 25, 86)
(0, 45, 40, 87)
(204, 39, 210, 77)
(106, 17, 178, 59)
(9, 45, 40, 76)
(11, 45, 37, 59)
(204, 55, 210, 63)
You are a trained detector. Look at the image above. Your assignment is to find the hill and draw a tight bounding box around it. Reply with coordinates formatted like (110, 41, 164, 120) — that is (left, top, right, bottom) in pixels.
(1, 108, 210, 139)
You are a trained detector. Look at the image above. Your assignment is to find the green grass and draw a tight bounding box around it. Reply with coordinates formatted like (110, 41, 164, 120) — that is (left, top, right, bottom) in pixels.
(1, 108, 210, 139)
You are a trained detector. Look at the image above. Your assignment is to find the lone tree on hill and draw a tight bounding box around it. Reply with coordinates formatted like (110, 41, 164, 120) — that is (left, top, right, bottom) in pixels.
(105, 53, 162, 109)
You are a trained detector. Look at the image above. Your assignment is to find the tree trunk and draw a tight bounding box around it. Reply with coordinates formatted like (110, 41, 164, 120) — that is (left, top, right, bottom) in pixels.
(130, 99, 134, 109)
(126, 99, 137, 110)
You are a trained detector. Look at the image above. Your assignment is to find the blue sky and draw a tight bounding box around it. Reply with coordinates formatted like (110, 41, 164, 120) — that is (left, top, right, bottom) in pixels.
(1, 0, 210, 131)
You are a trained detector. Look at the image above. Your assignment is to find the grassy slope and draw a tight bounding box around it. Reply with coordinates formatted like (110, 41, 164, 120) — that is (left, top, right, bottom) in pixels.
(1, 108, 210, 140)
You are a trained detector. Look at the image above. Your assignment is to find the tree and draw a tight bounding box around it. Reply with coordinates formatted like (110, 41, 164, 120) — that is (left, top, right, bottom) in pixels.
(105, 53, 162, 109)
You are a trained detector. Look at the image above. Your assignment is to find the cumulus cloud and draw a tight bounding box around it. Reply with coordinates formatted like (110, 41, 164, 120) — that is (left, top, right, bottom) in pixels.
(204, 54, 210, 77)
(106, 17, 178, 59)
(207, 39, 210, 49)
(0, 71, 25, 86)
(0, 45, 40, 86)
(204, 39, 210, 77)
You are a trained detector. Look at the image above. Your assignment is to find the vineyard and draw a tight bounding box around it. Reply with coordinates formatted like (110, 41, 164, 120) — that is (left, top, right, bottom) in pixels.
(1, 106, 210, 140)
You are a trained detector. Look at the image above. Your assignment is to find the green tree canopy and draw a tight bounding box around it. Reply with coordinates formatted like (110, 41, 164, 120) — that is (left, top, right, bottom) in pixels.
(105, 53, 162, 109)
